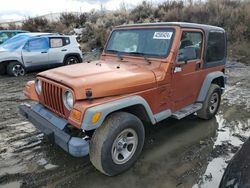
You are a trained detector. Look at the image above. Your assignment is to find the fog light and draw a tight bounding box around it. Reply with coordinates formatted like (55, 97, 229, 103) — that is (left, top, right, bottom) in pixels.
(92, 112, 101, 124)
(71, 109, 82, 121)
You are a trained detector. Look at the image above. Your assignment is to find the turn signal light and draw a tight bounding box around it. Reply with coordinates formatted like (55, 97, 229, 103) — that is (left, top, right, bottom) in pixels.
(92, 112, 101, 124)
(71, 109, 82, 121)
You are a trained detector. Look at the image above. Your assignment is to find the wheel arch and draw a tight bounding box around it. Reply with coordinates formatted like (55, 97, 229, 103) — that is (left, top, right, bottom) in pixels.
(118, 104, 152, 124)
(1, 60, 22, 66)
(212, 76, 225, 88)
(0, 60, 24, 73)
(81, 96, 156, 131)
(197, 71, 226, 102)
(63, 53, 82, 63)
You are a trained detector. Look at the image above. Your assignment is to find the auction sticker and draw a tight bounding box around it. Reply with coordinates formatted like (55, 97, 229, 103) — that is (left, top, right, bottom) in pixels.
(153, 32, 173, 39)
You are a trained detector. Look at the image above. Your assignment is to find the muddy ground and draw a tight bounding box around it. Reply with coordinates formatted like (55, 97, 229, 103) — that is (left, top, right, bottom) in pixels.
(0, 61, 249, 188)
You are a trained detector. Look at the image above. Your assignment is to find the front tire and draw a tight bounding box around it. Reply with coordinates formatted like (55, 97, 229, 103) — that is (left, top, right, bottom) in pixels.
(89, 112, 145, 176)
(6, 62, 26, 77)
(197, 84, 221, 119)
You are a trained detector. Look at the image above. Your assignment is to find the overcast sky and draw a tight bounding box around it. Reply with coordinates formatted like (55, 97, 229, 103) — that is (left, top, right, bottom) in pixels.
(0, 0, 164, 21)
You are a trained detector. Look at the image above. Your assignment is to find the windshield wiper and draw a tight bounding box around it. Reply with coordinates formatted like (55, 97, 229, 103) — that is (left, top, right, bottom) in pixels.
(127, 52, 151, 64)
(106, 49, 123, 61)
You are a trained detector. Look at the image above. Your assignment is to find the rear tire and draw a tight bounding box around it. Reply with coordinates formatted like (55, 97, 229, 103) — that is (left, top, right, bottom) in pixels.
(7, 62, 26, 77)
(64, 56, 79, 65)
(90, 111, 145, 176)
(197, 84, 221, 120)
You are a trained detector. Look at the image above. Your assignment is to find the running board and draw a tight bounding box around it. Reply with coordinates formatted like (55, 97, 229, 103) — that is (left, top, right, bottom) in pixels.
(171, 103, 202, 120)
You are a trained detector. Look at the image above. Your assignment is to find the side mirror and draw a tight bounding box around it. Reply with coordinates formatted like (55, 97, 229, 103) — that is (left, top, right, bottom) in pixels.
(177, 46, 197, 64)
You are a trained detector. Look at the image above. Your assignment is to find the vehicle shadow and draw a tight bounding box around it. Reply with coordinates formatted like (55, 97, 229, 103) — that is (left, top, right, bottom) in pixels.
(37, 115, 219, 188)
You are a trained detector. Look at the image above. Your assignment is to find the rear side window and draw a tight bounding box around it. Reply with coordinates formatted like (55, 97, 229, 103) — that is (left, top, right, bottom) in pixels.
(63, 37, 70, 45)
(206, 31, 226, 62)
(50, 38, 63, 48)
(49, 37, 70, 48)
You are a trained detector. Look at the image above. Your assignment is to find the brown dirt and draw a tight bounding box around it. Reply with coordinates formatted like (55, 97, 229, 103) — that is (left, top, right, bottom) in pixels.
(0, 61, 249, 188)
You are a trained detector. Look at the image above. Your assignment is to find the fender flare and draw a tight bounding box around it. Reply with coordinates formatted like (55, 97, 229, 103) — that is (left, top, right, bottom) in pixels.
(197, 71, 225, 102)
(81, 96, 170, 131)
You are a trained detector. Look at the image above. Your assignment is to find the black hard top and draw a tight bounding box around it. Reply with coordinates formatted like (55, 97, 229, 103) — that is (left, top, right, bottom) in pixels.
(116, 22, 225, 32)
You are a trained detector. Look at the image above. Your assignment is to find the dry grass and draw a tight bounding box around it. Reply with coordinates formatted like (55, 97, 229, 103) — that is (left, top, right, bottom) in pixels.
(3, 0, 250, 62)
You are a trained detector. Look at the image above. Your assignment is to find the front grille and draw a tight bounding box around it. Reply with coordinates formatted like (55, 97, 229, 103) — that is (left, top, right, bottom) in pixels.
(42, 81, 65, 117)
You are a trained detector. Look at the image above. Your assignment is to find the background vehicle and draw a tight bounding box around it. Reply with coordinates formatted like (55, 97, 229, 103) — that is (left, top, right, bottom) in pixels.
(0, 30, 29, 44)
(219, 138, 250, 188)
(0, 33, 83, 76)
(19, 22, 227, 176)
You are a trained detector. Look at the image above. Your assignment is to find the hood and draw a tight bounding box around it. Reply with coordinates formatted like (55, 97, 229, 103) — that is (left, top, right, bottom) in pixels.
(38, 60, 157, 100)
(0, 48, 18, 61)
(0, 48, 11, 60)
(0, 47, 8, 52)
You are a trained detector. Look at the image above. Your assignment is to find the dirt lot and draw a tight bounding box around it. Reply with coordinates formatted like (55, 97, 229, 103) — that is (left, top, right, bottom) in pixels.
(0, 61, 250, 188)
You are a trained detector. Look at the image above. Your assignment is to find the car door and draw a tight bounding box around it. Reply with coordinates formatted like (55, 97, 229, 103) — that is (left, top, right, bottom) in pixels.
(48, 37, 68, 64)
(171, 29, 205, 111)
(22, 37, 49, 67)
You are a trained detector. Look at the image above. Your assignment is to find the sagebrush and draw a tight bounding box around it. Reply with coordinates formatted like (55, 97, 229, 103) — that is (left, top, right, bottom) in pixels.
(3, 0, 250, 63)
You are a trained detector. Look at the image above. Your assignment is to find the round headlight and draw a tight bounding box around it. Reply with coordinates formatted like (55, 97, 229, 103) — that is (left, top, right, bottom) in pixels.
(63, 91, 74, 110)
(35, 79, 42, 95)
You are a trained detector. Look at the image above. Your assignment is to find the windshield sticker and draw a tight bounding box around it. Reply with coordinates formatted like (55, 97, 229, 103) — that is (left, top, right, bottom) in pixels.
(153, 32, 173, 39)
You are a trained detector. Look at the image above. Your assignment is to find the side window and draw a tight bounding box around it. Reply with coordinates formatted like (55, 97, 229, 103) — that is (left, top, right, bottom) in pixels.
(50, 38, 63, 48)
(0, 33, 9, 41)
(7, 32, 16, 38)
(206, 31, 226, 62)
(178, 31, 202, 61)
(63, 37, 70, 45)
(28, 38, 49, 52)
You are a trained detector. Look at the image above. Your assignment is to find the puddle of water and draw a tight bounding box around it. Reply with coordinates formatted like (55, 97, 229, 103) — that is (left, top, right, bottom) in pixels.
(193, 110, 250, 187)
(1, 62, 250, 188)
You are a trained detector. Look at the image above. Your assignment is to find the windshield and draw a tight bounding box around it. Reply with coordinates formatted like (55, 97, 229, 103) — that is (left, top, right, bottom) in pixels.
(105, 28, 174, 58)
(1, 35, 29, 51)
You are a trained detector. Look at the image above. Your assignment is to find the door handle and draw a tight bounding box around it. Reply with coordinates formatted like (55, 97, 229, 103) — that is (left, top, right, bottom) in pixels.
(196, 62, 201, 70)
(174, 67, 182, 73)
(41, 51, 48, 53)
(61, 49, 67, 51)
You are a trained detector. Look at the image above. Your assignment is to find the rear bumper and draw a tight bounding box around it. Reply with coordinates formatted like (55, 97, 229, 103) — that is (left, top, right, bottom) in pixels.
(19, 103, 89, 157)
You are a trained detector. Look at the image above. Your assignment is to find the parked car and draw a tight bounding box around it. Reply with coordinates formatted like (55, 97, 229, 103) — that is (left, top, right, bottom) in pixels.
(219, 138, 250, 188)
(0, 30, 29, 44)
(19, 22, 227, 176)
(0, 33, 83, 76)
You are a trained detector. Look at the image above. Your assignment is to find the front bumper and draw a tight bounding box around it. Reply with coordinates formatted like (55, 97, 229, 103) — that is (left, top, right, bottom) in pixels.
(19, 103, 89, 157)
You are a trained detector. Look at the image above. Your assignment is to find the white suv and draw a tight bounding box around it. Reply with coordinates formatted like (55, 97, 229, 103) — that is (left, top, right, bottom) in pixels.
(0, 33, 83, 76)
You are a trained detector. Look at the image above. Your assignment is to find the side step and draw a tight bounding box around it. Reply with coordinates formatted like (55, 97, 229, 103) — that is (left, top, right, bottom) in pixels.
(171, 103, 202, 120)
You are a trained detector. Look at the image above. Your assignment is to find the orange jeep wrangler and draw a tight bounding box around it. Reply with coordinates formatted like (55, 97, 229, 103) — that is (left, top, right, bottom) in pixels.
(19, 22, 226, 176)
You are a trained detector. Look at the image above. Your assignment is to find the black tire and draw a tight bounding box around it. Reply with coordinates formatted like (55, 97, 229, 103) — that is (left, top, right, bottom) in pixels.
(6, 62, 26, 77)
(90, 111, 145, 176)
(197, 84, 221, 120)
(64, 56, 79, 65)
(0, 64, 6, 75)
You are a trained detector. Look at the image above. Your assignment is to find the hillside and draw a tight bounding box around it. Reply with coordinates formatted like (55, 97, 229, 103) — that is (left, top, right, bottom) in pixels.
(0, 0, 249, 63)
